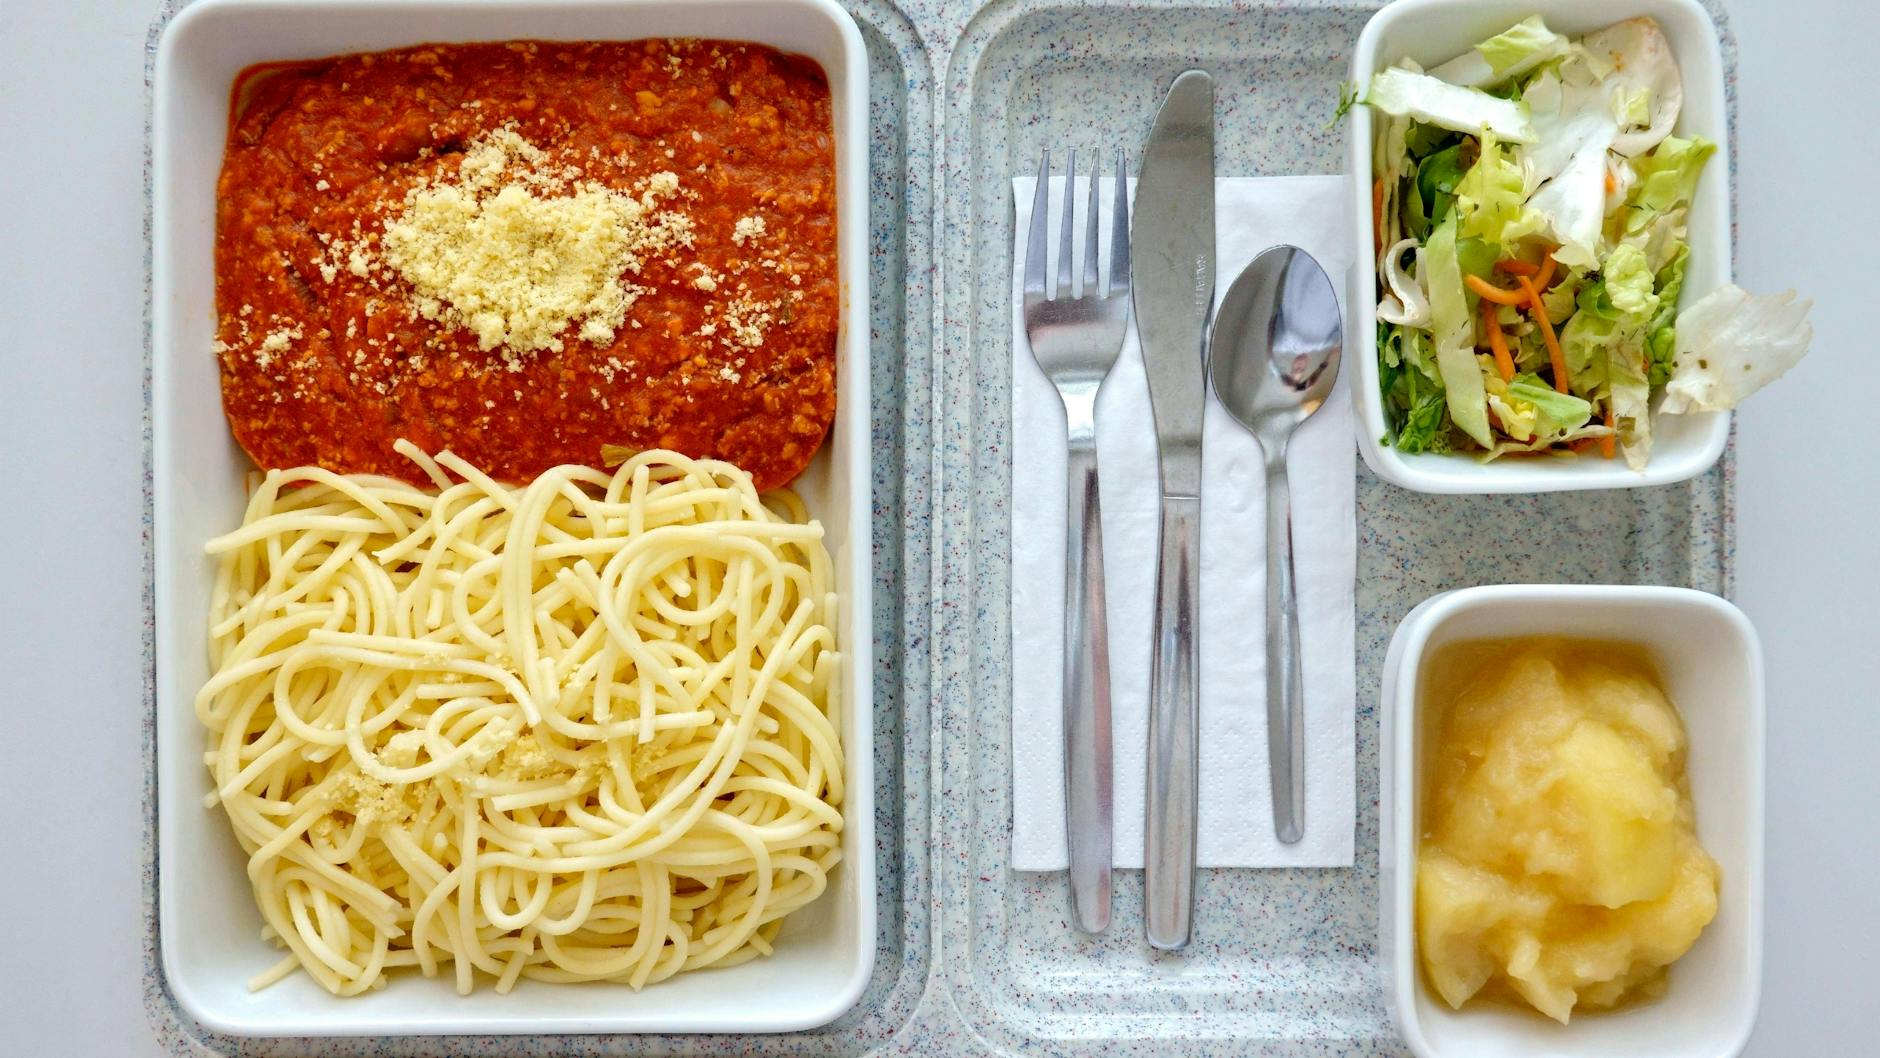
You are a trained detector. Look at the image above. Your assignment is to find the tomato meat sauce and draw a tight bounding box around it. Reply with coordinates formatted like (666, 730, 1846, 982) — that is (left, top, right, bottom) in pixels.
(214, 40, 838, 490)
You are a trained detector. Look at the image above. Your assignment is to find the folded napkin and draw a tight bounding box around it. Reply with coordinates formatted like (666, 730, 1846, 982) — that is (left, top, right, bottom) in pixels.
(1010, 175, 1357, 870)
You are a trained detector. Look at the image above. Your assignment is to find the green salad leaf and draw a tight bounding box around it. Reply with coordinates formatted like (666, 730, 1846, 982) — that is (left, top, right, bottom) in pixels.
(1624, 134, 1715, 234)
(1425, 217, 1494, 447)
(1508, 377, 1595, 436)
(1365, 66, 1537, 142)
(1476, 15, 1572, 76)
(1429, 15, 1572, 88)
(1456, 132, 1546, 252)
(1398, 389, 1455, 453)
(1380, 323, 1452, 453)
(1646, 244, 1689, 385)
(1602, 243, 1660, 318)
(1415, 142, 1470, 230)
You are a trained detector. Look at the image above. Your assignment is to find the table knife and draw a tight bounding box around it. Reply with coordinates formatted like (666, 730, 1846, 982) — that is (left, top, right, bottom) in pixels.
(1131, 68, 1215, 951)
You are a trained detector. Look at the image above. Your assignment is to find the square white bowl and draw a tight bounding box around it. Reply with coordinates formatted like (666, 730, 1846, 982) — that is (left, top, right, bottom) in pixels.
(1379, 585, 1763, 1058)
(152, 0, 873, 1036)
(1348, 0, 1732, 493)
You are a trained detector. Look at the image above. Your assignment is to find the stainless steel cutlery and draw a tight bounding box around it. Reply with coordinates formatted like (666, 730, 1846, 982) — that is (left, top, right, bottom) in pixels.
(1131, 69, 1215, 952)
(1021, 147, 1132, 934)
(1206, 246, 1343, 847)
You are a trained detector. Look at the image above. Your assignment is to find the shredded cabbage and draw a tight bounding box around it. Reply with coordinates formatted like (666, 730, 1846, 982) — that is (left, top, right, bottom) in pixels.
(1662, 286, 1814, 413)
(1366, 66, 1537, 142)
(1431, 15, 1572, 88)
(1424, 217, 1493, 447)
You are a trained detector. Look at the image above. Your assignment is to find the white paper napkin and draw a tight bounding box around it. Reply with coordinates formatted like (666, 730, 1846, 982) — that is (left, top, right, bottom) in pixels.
(1010, 174, 1357, 870)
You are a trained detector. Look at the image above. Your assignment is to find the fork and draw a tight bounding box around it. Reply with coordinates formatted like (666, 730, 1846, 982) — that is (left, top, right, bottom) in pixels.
(1022, 147, 1131, 935)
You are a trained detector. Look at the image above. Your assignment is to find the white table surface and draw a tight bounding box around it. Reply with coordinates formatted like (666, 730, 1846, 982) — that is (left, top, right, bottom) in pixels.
(2, 0, 1874, 1053)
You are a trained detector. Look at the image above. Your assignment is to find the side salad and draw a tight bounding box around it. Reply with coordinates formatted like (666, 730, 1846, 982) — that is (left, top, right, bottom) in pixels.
(1360, 15, 1812, 467)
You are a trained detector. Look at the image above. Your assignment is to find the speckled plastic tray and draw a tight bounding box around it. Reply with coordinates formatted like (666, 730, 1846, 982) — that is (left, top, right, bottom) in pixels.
(141, 0, 1736, 1054)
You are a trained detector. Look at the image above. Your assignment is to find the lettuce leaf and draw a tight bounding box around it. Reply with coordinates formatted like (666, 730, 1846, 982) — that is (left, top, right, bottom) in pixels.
(1415, 142, 1470, 231)
(1581, 17, 1686, 157)
(1366, 66, 1537, 142)
(1404, 121, 1460, 159)
(1661, 285, 1814, 413)
(1485, 372, 1593, 443)
(1456, 131, 1544, 251)
(1520, 69, 1622, 192)
(1559, 308, 1617, 398)
(1476, 16, 1572, 76)
(1608, 333, 1654, 470)
(1508, 377, 1595, 436)
(1626, 135, 1715, 235)
(1398, 389, 1454, 453)
(1380, 323, 1452, 453)
(1612, 83, 1652, 127)
(1602, 243, 1660, 318)
(1527, 118, 1618, 268)
(1541, 268, 1583, 321)
(1559, 245, 1659, 403)
(1431, 15, 1572, 88)
(1424, 217, 1494, 447)
(1646, 244, 1689, 386)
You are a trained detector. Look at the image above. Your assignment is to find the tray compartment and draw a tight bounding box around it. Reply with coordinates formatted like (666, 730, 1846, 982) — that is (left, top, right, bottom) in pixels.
(931, 1, 1730, 1053)
(140, 0, 937, 1052)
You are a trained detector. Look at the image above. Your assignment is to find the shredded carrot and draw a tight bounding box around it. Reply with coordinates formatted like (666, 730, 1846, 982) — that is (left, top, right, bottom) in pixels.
(1466, 274, 1528, 305)
(1533, 253, 1557, 291)
(1605, 168, 1617, 196)
(1481, 299, 1515, 382)
(1372, 179, 1386, 256)
(1518, 274, 1569, 394)
(1601, 404, 1617, 459)
(1494, 259, 1540, 277)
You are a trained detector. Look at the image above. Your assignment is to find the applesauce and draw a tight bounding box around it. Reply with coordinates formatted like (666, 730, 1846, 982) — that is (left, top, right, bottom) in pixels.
(1416, 639, 1720, 1024)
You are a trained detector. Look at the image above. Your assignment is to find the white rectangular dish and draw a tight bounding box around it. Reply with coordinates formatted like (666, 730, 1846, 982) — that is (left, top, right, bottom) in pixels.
(151, 0, 873, 1037)
(1348, 0, 1733, 494)
(1379, 585, 1763, 1058)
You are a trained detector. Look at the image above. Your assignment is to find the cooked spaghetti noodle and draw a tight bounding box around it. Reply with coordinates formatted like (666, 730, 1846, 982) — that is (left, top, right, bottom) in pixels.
(196, 444, 843, 995)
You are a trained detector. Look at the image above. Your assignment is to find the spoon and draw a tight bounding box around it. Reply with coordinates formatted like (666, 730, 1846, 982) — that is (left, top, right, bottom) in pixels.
(1207, 245, 1342, 844)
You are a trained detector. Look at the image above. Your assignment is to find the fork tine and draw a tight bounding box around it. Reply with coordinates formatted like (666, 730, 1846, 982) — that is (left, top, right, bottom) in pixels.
(1108, 147, 1130, 296)
(1025, 150, 1050, 298)
(1083, 148, 1100, 295)
(1057, 149, 1075, 299)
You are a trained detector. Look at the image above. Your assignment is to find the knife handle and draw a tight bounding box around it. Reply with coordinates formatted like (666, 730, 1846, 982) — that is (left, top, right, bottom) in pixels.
(1265, 454, 1306, 845)
(1063, 442, 1113, 934)
(1145, 493, 1200, 950)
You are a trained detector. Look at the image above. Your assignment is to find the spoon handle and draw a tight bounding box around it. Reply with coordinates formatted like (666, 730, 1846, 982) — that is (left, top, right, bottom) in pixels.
(1265, 456, 1306, 844)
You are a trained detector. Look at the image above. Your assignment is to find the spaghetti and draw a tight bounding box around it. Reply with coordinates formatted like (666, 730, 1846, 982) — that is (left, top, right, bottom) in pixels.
(196, 444, 843, 995)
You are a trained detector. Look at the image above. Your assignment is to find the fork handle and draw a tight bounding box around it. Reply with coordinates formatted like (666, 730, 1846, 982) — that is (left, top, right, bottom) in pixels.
(1145, 493, 1200, 950)
(1063, 442, 1113, 933)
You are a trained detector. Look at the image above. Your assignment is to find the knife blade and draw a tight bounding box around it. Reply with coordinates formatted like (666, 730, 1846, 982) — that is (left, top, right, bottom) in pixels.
(1134, 69, 1215, 500)
(1132, 68, 1214, 952)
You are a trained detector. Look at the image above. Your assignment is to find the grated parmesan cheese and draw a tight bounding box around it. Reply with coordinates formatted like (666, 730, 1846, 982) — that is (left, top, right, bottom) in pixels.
(254, 324, 303, 370)
(731, 215, 766, 246)
(372, 124, 695, 360)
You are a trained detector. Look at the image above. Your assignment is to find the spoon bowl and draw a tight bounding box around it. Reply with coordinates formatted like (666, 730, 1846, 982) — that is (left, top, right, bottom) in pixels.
(1207, 245, 1342, 844)
(1210, 246, 1343, 444)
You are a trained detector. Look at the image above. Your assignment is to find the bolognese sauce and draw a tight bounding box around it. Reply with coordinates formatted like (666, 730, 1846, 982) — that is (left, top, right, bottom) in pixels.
(213, 39, 838, 490)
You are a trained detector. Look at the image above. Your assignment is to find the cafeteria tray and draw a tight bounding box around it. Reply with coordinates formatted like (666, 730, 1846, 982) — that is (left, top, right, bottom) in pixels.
(139, 0, 1736, 1053)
